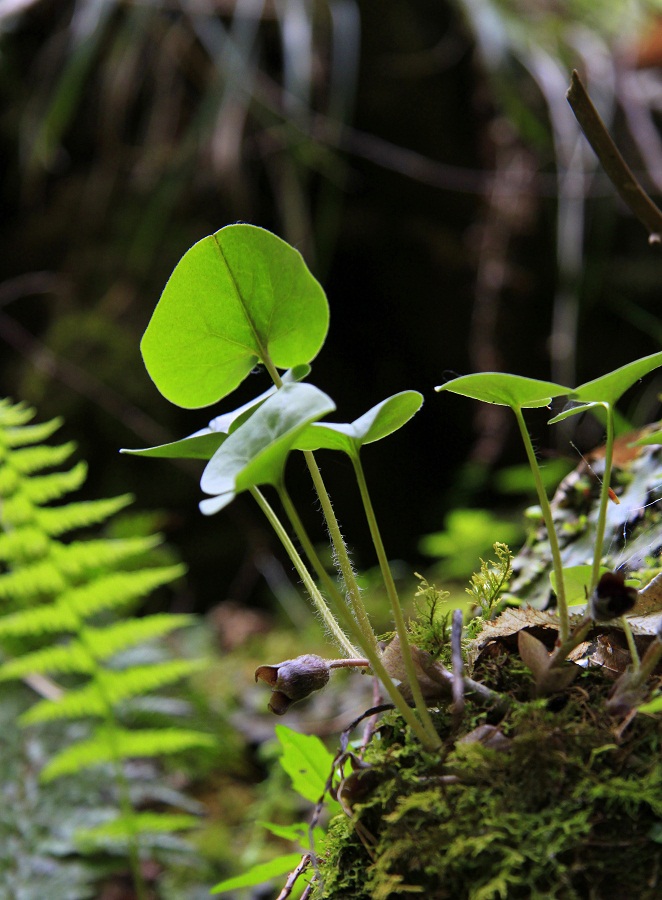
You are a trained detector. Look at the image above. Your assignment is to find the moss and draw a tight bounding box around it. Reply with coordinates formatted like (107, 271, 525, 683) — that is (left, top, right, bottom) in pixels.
(314, 659, 662, 900)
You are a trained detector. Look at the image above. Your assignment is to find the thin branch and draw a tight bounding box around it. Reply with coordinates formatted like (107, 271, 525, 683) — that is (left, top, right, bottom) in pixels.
(566, 69, 662, 242)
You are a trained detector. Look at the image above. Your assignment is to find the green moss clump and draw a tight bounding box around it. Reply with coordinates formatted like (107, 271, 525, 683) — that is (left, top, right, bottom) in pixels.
(315, 661, 662, 900)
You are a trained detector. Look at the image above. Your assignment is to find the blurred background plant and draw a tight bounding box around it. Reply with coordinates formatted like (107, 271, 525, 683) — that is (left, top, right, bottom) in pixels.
(3, 0, 662, 893)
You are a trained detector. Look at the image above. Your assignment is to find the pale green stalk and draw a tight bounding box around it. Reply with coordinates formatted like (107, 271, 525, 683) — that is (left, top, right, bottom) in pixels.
(251, 486, 441, 749)
(514, 406, 569, 642)
(302, 449, 379, 654)
(351, 454, 441, 747)
(250, 487, 356, 656)
(589, 404, 614, 593)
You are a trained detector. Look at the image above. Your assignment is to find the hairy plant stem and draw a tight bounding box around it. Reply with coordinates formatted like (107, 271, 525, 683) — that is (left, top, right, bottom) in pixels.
(351, 455, 441, 747)
(513, 406, 569, 642)
(302, 448, 378, 654)
(278, 484, 349, 611)
(251, 487, 356, 657)
(251, 487, 441, 749)
(263, 357, 377, 652)
(589, 404, 614, 594)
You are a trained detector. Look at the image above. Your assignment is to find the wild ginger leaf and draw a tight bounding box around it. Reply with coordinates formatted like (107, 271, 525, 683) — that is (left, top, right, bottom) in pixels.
(122, 366, 311, 460)
(294, 391, 423, 456)
(570, 351, 662, 407)
(200, 383, 335, 514)
(140, 224, 329, 408)
(436, 372, 568, 408)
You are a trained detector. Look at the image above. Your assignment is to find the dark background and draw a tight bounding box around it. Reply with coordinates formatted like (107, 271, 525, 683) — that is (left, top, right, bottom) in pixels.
(2, 0, 662, 611)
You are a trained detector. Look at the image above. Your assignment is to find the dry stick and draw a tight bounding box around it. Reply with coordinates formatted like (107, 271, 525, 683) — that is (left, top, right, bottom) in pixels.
(566, 69, 662, 243)
(451, 609, 465, 721)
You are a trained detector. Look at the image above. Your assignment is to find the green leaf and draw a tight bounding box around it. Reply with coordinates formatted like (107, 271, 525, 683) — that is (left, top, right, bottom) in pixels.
(200, 383, 335, 514)
(631, 428, 662, 447)
(294, 391, 423, 456)
(121, 366, 310, 460)
(570, 351, 662, 406)
(551, 565, 605, 607)
(548, 401, 605, 425)
(275, 723, 333, 804)
(121, 431, 227, 461)
(638, 695, 662, 715)
(210, 853, 304, 894)
(141, 224, 329, 408)
(436, 373, 568, 408)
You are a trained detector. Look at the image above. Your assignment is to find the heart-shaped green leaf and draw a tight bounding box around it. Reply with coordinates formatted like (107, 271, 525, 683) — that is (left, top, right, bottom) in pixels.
(632, 429, 662, 447)
(293, 391, 423, 457)
(199, 382, 335, 515)
(141, 225, 329, 408)
(121, 366, 311, 460)
(121, 431, 228, 461)
(547, 400, 604, 426)
(570, 351, 662, 406)
(436, 373, 568, 409)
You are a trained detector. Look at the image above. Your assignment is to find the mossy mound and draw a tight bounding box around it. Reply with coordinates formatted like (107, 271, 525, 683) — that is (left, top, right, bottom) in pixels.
(315, 657, 662, 899)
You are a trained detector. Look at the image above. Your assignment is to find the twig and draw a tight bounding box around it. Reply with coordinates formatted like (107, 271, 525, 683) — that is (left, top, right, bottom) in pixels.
(451, 609, 465, 720)
(566, 69, 662, 242)
(275, 853, 311, 900)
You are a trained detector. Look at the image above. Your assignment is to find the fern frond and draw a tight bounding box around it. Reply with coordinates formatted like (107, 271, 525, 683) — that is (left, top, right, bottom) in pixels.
(36, 494, 134, 536)
(0, 603, 78, 638)
(0, 616, 194, 678)
(0, 641, 94, 679)
(4, 416, 63, 446)
(0, 558, 68, 601)
(49, 536, 163, 578)
(0, 399, 38, 429)
(21, 659, 205, 724)
(9, 442, 76, 475)
(41, 727, 215, 781)
(75, 812, 200, 851)
(84, 614, 194, 660)
(65, 564, 186, 618)
(1, 492, 37, 527)
(0, 566, 185, 635)
(22, 461, 87, 504)
(0, 526, 50, 563)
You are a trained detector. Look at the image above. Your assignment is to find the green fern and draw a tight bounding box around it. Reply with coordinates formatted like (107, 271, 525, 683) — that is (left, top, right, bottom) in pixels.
(0, 398, 214, 896)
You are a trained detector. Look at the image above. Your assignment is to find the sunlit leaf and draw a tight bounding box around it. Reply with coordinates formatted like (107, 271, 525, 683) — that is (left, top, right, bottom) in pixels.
(548, 401, 604, 426)
(121, 366, 311, 460)
(275, 723, 334, 804)
(141, 225, 328, 408)
(199, 383, 334, 514)
(294, 391, 423, 456)
(436, 372, 568, 408)
(210, 853, 304, 894)
(570, 351, 662, 407)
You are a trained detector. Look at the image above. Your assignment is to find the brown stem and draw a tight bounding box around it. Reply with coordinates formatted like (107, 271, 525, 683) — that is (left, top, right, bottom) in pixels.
(566, 69, 662, 242)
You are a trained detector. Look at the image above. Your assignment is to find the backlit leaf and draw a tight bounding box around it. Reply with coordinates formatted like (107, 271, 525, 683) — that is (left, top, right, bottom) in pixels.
(141, 225, 328, 408)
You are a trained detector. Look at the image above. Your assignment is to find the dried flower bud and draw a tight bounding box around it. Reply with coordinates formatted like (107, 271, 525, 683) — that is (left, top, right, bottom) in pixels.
(255, 654, 330, 715)
(589, 571, 638, 622)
